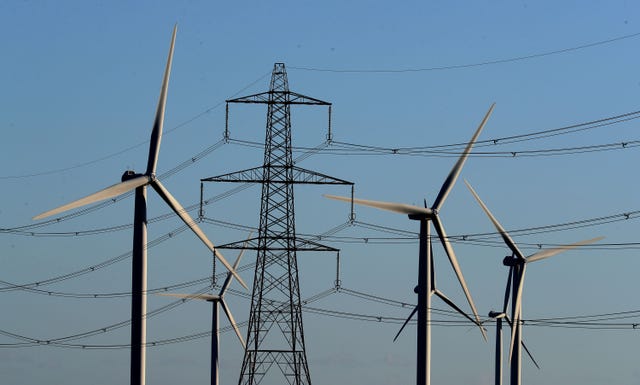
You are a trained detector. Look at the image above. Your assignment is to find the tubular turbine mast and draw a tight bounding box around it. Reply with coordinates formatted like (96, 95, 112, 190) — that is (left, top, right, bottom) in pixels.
(203, 63, 352, 385)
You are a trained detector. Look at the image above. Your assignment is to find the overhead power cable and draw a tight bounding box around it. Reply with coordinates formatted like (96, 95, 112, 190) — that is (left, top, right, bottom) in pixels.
(0, 285, 215, 347)
(0, 72, 271, 181)
(4, 31, 637, 179)
(290, 31, 640, 73)
(3, 286, 639, 349)
(228, 137, 640, 159)
(2, 106, 638, 234)
(1, 139, 226, 233)
(0, 224, 189, 292)
(2, 136, 327, 235)
(2, 204, 638, 296)
(226, 108, 640, 158)
(0, 141, 330, 294)
(0, 260, 258, 298)
(0, 286, 334, 349)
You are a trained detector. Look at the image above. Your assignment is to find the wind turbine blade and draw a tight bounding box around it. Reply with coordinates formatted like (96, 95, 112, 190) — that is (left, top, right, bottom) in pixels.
(464, 180, 527, 260)
(151, 180, 248, 290)
(156, 292, 219, 301)
(503, 314, 540, 369)
(521, 340, 541, 370)
(433, 289, 481, 327)
(324, 194, 432, 216)
(432, 103, 495, 212)
(508, 264, 526, 361)
(33, 175, 150, 220)
(220, 299, 246, 348)
(146, 24, 177, 176)
(431, 215, 487, 341)
(393, 306, 418, 342)
(220, 233, 253, 295)
(526, 237, 604, 263)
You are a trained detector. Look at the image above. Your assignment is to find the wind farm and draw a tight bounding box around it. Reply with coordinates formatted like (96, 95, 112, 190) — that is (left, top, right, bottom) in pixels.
(2, 3, 640, 385)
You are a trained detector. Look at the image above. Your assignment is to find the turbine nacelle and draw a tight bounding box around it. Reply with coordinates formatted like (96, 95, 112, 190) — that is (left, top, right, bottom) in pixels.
(489, 310, 506, 319)
(502, 256, 523, 267)
(122, 170, 141, 182)
(408, 210, 434, 221)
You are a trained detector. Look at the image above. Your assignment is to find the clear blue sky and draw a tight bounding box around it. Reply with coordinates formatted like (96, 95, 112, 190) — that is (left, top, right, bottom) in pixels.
(2, 1, 640, 385)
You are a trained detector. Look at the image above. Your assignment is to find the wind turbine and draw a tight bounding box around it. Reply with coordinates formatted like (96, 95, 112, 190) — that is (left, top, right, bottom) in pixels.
(32, 25, 246, 385)
(158, 236, 249, 385)
(488, 268, 540, 385)
(464, 180, 602, 385)
(325, 103, 495, 385)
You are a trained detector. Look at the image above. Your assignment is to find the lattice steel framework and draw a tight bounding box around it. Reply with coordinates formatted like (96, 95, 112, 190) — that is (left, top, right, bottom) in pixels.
(202, 63, 352, 385)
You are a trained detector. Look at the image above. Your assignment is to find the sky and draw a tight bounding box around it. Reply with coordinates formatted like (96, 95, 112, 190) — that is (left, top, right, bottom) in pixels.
(1, 1, 640, 384)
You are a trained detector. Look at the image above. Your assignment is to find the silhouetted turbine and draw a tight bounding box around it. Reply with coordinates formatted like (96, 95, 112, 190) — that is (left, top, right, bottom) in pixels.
(325, 103, 495, 385)
(33, 25, 246, 385)
(465, 180, 602, 385)
(488, 265, 540, 385)
(159, 236, 249, 385)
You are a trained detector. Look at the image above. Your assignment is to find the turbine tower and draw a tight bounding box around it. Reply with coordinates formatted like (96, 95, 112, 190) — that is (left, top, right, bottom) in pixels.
(202, 63, 352, 385)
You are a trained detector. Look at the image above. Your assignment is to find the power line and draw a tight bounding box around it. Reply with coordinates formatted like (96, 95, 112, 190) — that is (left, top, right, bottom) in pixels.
(0, 286, 333, 349)
(3, 106, 639, 234)
(0, 143, 332, 293)
(335, 108, 640, 152)
(0, 139, 227, 233)
(1, 205, 637, 296)
(4, 31, 638, 180)
(290, 31, 640, 73)
(2, 136, 328, 235)
(0, 224, 190, 292)
(228, 137, 640, 158)
(3, 286, 638, 349)
(226, 107, 640, 157)
(0, 261, 258, 299)
(0, 72, 271, 181)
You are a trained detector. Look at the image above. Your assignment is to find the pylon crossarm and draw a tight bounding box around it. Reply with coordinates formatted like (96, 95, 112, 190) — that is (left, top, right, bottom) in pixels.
(227, 90, 330, 106)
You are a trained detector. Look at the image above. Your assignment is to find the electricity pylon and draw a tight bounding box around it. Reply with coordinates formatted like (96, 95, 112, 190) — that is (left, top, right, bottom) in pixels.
(202, 63, 352, 385)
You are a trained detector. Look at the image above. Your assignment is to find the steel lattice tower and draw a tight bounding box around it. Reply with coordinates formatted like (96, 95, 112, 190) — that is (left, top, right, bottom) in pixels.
(202, 63, 352, 385)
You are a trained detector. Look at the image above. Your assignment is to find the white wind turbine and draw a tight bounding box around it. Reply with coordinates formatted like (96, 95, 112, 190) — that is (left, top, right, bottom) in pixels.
(464, 180, 603, 385)
(158, 235, 250, 385)
(325, 103, 495, 385)
(32, 25, 246, 385)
